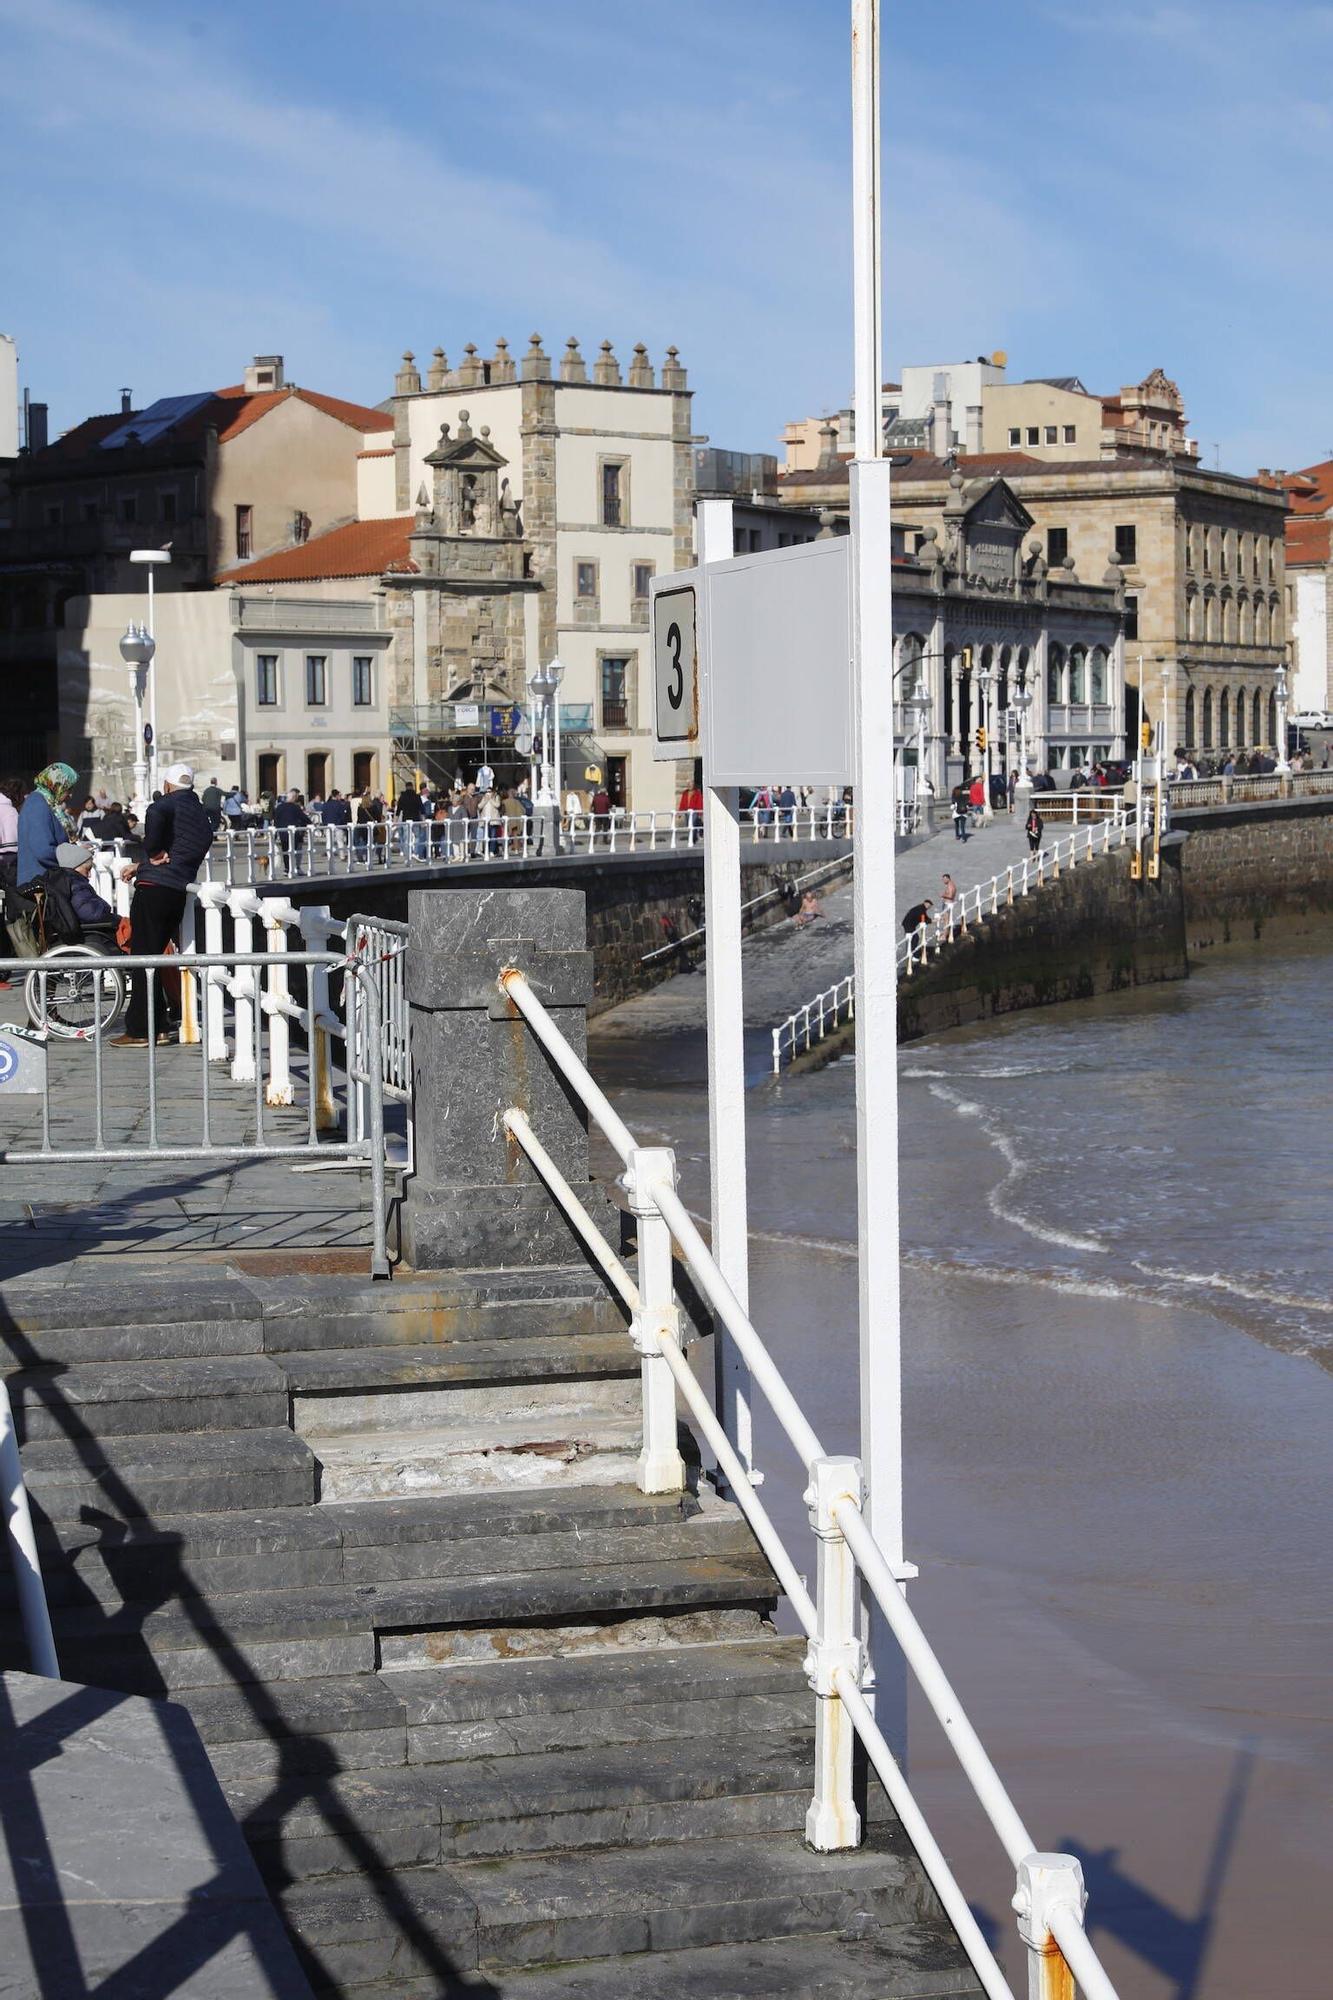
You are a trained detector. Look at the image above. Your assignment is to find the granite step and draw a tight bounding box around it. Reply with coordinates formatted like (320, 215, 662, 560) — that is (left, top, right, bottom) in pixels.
(257, 1270, 628, 1356)
(5, 1354, 290, 1442)
(465, 1929, 983, 1999)
(0, 1278, 264, 1365)
(22, 1486, 712, 1609)
(306, 1406, 646, 1502)
(18, 1425, 318, 1523)
(18, 1553, 778, 1694)
(279, 1829, 934, 1985)
(185, 1637, 808, 1784)
(234, 1730, 825, 1882)
(280, 1334, 636, 1401)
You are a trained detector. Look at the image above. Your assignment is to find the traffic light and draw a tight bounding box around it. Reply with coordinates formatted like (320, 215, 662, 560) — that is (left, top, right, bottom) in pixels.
(1140, 720, 1152, 750)
(975, 727, 987, 753)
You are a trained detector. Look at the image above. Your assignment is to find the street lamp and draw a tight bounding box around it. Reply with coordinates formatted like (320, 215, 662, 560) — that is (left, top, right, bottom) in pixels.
(129, 547, 172, 797)
(528, 655, 566, 850)
(977, 660, 995, 820)
(905, 684, 932, 807)
(118, 622, 155, 818)
(1274, 657, 1291, 775)
(1011, 687, 1033, 799)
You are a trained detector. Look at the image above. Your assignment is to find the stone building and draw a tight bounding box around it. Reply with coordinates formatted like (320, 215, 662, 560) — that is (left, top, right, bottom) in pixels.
(779, 445, 1288, 757)
(1270, 461, 1333, 720)
(379, 334, 695, 810)
(15, 356, 386, 782)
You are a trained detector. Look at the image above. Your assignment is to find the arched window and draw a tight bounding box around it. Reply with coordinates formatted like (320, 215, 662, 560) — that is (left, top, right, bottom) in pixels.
(1220, 689, 1230, 746)
(1221, 530, 1232, 576)
(1234, 687, 1246, 746)
(1069, 645, 1087, 703)
(1204, 527, 1216, 573)
(1202, 688, 1214, 749)
(1016, 645, 1031, 690)
(1221, 590, 1235, 644)
(1268, 690, 1277, 744)
(1255, 598, 1269, 646)
(1238, 592, 1252, 645)
(1047, 644, 1065, 705)
(1090, 646, 1109, 703)
(1253, 689, 1263, 743)
(1186, 587, 1201, 642)
(1187, 523, 1199, 570)
(899, 632, 926, 696)
(942, 646, 955, 737)
(1269, 593, 1282, 642)
(1267, 539, 1277, 581)
(1204, 592, 1218, 643)
(1237, 533, 1250, 579)
(1185, 687, 1197, 745)
(997, 645, 1011, 713)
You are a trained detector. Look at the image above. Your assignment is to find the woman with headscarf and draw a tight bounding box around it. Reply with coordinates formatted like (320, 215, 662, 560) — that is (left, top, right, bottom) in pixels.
(17, 762, 78, 888)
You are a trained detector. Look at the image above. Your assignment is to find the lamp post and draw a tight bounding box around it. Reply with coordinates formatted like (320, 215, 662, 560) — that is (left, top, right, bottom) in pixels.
(1012, 687, 1033, 801)
(977, 660, 994, 819)
(129, 547, 171, 798)
(1274, 657, 1291, 775)
(118, 622, 155, 819)
(528, 655, 565, 852)
(905, 684, 931, 817)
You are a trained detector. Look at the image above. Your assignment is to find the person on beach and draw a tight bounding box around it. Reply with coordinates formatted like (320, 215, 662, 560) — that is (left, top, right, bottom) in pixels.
(1025, 804, 1044, 855)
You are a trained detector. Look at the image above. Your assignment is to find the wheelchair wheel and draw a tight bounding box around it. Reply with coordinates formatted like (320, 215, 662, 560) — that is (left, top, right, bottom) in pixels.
(24, 944, 129, 1040)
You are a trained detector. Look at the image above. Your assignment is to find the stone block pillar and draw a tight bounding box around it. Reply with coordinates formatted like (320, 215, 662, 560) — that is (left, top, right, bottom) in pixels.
(400, 886, 612, 1271)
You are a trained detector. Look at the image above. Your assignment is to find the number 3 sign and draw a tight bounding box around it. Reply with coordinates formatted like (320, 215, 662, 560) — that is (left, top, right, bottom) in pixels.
(650, 583, 698, 758)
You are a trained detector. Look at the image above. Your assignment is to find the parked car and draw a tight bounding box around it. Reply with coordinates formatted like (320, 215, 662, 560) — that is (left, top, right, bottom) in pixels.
(1291, 710, 1333, 730)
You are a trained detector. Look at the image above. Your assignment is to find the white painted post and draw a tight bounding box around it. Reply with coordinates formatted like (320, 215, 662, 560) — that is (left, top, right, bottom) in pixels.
(229, 893, 257, 1083)
(699, 494, 757, 1484)
(804, 1454, 864, 1851)
(1014, 1852, 1086, 2000)
(850, 0, 906, 1722)
(299, 906, 337, 1131)
(263, 902, 295, 1106)
(198, 884, 229, 1061)
(625, 1146, 688, 1495)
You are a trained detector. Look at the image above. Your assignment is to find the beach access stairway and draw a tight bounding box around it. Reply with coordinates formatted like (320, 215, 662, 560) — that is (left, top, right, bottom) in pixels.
(0, 1270, 979, 1999)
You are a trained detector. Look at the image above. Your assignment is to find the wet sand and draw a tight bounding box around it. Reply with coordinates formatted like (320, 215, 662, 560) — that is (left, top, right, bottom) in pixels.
(590, 946, 1333, 1999)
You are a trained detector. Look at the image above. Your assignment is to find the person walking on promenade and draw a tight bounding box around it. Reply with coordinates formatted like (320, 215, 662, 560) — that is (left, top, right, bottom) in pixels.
(16, 762, 79, 888)
(112, 763, 213, 1046)
(273, 789, 310, 874)
(1024, 803, 1044, 855)
(396, 776, 426, 860)
(950, 787, 969, 842)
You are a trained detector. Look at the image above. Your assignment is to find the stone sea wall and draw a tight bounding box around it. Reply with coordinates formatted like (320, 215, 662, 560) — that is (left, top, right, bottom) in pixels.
(1175, 797, 1333, 950)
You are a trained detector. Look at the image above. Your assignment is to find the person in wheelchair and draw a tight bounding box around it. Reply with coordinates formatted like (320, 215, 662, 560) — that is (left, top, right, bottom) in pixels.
(50, 841, 117, 944)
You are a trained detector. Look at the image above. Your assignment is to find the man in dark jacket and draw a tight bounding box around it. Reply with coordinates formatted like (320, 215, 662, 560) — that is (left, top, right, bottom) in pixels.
(272, 789, 310, 875)
(112, 763, 213, 1045)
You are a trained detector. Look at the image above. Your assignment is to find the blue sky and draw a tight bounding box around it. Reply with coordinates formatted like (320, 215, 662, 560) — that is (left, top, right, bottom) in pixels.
(3, 0, 1331, 472)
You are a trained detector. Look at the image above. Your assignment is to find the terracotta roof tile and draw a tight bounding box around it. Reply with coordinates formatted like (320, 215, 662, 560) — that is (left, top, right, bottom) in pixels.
(213, 385, 390, 442)
(1285, 518, 1331, 566)
(217, 516, 415, 585)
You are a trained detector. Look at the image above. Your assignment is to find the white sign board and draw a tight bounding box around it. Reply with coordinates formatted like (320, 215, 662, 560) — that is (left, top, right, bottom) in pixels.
(650, 540, 852, 783)
(0, 1025, 47, 1094)
(649, 582, 699, 759)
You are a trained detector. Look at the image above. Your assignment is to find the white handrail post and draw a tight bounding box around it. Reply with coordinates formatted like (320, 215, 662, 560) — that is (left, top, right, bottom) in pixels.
(264, 904, 295, 1106)
(1014, 1852, 1087, 2000)
(804, 1454, 864, 1851)
(230, 894, 257, 1082)
(299, 905, 337, 1131)
(625, 1147, 687, 1495)
(0, 1381, 59, 1677)
(198, 885, 229, 1060)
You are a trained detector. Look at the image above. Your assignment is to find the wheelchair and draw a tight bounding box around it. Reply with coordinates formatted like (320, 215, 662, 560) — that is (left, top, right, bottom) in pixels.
(4, 883, 129, 1040)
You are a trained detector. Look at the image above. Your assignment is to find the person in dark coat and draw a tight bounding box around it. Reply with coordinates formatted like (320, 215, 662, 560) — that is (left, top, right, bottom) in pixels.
(1025, 805, 1044, 855)
(112, 763, 213, 1045)
(272, 789, 310, 872)
(52, 842, 116, 938)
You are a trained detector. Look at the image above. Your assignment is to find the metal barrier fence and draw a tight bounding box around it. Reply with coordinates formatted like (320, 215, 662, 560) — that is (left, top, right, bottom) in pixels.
(497, 965, 1120, 2000)
(1166, 767, 1333, 809)
(772, 812, 1134, 1071)
(0, 946, 395, 1277)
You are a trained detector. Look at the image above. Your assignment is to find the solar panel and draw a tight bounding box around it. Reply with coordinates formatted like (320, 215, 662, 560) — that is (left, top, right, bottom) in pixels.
(99, 390, 214, 450)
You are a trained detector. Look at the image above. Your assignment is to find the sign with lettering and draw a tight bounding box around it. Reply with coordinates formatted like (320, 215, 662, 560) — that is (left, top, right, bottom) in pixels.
(650, 582, 699, 759)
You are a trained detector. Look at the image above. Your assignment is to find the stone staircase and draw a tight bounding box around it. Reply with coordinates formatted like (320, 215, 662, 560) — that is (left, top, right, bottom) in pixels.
(0, 1270, 981, 1998)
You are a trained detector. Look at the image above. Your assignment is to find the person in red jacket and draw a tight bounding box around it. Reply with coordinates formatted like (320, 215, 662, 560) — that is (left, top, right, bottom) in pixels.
(678, 781, 703, 843)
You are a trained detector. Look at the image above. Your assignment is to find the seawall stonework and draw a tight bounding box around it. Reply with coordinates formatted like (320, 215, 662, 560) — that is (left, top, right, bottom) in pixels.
(1175, 798, 1333, 950)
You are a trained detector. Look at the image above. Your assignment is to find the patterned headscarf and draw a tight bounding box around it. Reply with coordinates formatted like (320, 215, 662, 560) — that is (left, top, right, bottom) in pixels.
(33, 762, 79, 838)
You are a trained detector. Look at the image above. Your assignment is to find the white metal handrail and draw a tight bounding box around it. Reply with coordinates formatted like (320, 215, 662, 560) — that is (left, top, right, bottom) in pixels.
(773, 811, 1135, 1070)
(498, 963, 1120, 2000)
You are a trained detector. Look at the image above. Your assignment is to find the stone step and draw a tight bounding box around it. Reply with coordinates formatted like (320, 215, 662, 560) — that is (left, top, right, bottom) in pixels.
(465, 1930, 983, 1999)
(281, 1333, 636, 1402)
(19, 1554, 778, 1694)
(185, 1636, 807, 1784)
(294, 1358, 638, 1444)
(257, 1269, 627, 1355)
(6, 1354, 289, 1442)
(0, 1278, 264, 1365)
(235, 1730, 826, 1882)
(279, 1830, 934, 1986)
(18, 1425, 317, 1523)
(306, 1408, 645, 1503)
(22, 1486, 713, 1609)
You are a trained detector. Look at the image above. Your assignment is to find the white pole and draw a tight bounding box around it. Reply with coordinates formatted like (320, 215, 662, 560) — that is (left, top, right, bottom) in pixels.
(552, 678, 564, 848)
(850, 0, 905, 1727)
(147, 562, 158, 797)
(699, 494, 756, 1483)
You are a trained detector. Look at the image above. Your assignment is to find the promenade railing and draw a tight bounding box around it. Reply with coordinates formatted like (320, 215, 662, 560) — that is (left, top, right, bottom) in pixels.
(772, 810, 1135, 1071)
(496, 964, 1120, 2000)
(1166, 767, 1333, 809)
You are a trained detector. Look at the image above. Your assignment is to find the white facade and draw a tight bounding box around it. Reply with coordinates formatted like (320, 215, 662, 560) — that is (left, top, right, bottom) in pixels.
(0, 334, 18, 459)
(1289, 565, 1330, 715)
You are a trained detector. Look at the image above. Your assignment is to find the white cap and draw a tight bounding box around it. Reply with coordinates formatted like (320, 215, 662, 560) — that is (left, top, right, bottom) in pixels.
(163, 762, 194, 787)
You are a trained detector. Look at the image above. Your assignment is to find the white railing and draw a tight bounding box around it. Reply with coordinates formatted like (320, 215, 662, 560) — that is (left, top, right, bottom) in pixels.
(496, 964, 1120, 2000)
(0, 1379, 59, 1678)
(93, 807, 857, 890)
(1165, 767, 1333, 809)
(1022, 789, 1124, 824)
(773, 811, 1134, 1071)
